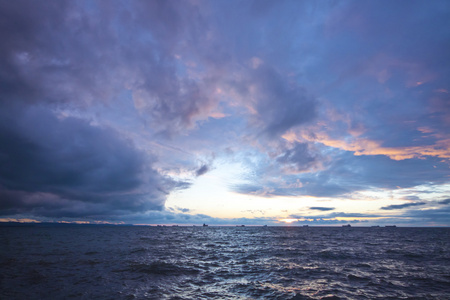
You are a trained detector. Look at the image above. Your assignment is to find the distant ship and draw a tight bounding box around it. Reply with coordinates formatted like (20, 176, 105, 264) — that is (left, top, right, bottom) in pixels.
(371, 225, 380, 228)
(203, 223, 208, 227)
(385, 225, 397, 228)
(236, 225, 245, 227)
(342, 224, 351, 227)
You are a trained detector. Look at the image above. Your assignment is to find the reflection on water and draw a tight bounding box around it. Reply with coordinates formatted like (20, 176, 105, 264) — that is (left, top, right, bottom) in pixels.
(1, 226, 449, 299)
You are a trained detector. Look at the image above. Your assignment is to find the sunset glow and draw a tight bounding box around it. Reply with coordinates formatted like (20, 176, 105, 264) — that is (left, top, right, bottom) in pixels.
(279, 219, 299, 224)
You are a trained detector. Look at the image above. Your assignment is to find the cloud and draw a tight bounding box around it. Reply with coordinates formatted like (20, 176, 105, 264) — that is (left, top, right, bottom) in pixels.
(0, 0, 222, 136)
(290, 212, 381, 219)
(195, 164, 209, 177)
(438, 198, 450, 205)
(299, 153, 450, 197)
(276, 142, 319, 173)
(309, 207, 335, 211)
(403, 196, 421, 201)
(252, 67, 316, 137)
(403, 206, 450, 224)
(0, 0, 449, 226)
(229, 65, 317, 138)
(168, 207, 191, 213)
(232, 150, 449, 199)
(287, 129, 450, 161)
(0, 103, 185, 218)
(289, 206, 450, 226)
(380, 202, 426, 210)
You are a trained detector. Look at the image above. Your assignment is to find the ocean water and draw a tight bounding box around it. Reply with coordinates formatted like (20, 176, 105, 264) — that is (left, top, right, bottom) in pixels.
(1, 226, 449, 299)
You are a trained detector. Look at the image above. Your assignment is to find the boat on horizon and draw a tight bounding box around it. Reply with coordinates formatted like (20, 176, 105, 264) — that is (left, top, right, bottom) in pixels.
(203, 223, 208, 227)
(385, 225, 397, 228)
(342, 224, 351, 227)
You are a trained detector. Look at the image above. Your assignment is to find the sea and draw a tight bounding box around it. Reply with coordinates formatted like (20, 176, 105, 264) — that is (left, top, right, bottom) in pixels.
(1, 225, 449, 299)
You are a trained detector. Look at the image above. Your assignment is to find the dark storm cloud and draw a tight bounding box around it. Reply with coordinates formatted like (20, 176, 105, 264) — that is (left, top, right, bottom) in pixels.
(0, 0, 122, 107)
(0, 0, 212, 220)
(0, 0, 217, 134)
(0, 103, 182, 218)
(1, 0, 320, 140)
(0, 0, 69, 102)
(309, 207, 335, 212)
(380, 202, 426, 211)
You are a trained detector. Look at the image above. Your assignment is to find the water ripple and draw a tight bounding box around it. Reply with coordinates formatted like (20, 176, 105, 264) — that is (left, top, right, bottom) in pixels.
(1, 226, 449, 299)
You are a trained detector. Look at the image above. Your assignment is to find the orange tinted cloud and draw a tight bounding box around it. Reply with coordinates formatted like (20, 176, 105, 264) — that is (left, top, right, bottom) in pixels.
(283, 130, 450, 161)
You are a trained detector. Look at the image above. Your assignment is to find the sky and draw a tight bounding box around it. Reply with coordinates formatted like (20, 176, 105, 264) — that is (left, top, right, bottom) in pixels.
(0, 0, 449, 226)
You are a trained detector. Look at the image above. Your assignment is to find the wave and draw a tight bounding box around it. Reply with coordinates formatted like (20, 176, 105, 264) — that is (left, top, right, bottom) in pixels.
(121, 261, 201, 276)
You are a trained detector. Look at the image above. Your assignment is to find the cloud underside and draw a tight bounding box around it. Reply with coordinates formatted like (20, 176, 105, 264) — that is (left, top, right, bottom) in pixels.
(0, 103, 185, 218)
(381, 202, 426, 210)
(309, 207, 335, 211)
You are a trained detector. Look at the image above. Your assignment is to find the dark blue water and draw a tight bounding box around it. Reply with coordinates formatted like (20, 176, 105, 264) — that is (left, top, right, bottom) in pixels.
(1, 226, 449, 299)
